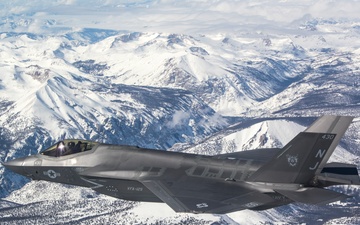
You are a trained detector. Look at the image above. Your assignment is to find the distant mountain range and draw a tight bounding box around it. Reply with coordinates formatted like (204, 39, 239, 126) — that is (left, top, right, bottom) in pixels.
(0, 13, 359, 224)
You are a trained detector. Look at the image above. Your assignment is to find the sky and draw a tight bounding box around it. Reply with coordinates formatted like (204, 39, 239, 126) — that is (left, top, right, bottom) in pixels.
(1, 0, 360, 34)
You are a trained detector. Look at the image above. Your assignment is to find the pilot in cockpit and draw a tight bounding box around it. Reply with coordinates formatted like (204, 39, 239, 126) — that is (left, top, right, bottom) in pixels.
(73, 141, 82, 153)
(41, 140, 97, 157)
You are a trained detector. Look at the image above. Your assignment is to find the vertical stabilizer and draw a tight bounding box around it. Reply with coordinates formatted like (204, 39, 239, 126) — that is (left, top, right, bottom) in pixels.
(304, 116, 354, 175)
(248, 116, 353, 184)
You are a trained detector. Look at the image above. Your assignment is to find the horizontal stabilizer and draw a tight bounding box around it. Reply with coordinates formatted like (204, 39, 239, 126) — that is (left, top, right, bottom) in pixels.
(319, 162, 360, 185)
(276, 188, 350, 205)
(322, 162, 359, 176)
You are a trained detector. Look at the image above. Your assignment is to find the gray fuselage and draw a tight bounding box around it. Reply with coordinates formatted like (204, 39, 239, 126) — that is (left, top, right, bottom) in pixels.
(10, 143, 273, 202)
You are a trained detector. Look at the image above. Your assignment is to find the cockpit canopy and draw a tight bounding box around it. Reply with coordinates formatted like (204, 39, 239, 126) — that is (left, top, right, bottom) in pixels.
(41, 139, 99, 157)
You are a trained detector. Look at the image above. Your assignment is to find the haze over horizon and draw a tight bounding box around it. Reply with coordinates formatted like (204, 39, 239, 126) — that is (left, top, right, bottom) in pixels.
(1, 0, 360, 35)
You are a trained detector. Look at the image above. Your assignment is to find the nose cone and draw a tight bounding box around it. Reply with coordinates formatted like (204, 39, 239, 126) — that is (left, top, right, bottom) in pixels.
(2, 157, 26, 176)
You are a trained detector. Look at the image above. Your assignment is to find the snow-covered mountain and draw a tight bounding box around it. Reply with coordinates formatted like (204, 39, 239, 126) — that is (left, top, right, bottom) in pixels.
(1, 1, 360, 224)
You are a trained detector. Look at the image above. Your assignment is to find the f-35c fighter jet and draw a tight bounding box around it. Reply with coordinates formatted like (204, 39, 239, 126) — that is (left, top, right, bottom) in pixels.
(3, 116, 360, 214)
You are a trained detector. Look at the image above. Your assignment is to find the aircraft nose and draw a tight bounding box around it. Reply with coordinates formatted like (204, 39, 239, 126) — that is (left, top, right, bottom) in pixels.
(2, 158, 26, 176)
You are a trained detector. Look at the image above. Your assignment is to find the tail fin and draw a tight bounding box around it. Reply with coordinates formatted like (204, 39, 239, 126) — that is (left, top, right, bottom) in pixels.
(248, 116, 354, 184)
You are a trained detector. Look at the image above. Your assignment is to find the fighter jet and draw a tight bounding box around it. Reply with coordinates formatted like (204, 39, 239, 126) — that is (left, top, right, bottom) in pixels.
(3, 115, 359, 214)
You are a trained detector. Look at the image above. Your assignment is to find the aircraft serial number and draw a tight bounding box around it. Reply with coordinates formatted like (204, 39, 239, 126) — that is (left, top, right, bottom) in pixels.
(127, 187, 143, 192)
(322, 134, 335, 140)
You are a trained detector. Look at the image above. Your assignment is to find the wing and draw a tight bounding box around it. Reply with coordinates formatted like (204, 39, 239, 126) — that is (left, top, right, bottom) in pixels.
(140, 176, 279, 214)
